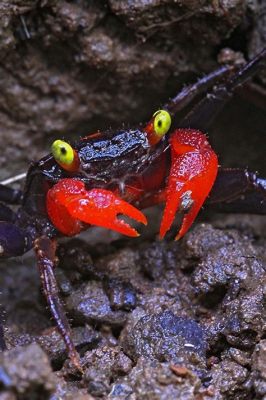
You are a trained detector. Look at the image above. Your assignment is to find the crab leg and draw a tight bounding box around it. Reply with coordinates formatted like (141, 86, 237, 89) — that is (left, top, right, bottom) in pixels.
(0, 311, 6, 351)
(208, 168, 266, 214)
(0, 184, 23, 205)
(0, 221, 31, 257)
(47, 179, 147, 237)
(179, 47, 266, 130)
(160, 129, 218, 240)
(34, 236, 82, 372)
(0, 203, 16, 222)
(165, 64, 234, 115)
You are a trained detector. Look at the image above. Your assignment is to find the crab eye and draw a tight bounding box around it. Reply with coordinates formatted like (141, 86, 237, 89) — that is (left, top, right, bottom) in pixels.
(51, 140, 79, 171)
(153, 110, 171, 138)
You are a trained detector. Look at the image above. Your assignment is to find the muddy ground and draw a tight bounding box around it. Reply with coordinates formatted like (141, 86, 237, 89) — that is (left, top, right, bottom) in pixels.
(0, 1, 265, 399)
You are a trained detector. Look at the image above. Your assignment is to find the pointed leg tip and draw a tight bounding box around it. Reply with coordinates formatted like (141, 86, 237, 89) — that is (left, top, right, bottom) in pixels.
(71, 353, 84, 374)
(77, 364, 84, 374)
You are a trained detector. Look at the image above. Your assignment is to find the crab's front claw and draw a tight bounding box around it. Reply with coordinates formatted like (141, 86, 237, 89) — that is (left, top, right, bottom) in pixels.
(159, 129, 218, 240)
(47, 179, 147, 237)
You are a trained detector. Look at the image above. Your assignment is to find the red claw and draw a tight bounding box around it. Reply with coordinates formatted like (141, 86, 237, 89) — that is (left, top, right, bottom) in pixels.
(47, 179, 147, 237)
(159, 129, 218, 240)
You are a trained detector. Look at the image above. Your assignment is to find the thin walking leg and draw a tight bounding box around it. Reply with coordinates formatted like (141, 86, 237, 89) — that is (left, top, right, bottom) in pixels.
(34, 236, 82, 372)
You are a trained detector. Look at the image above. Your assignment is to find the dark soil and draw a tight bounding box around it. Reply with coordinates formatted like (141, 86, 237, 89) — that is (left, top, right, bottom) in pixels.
(0, 1, 265, 399)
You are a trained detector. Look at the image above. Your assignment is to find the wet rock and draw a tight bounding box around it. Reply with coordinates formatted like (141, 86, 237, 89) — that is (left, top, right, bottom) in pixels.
(82, 345, 133, 397)
(210, 360, 250, 400)
(0, 255, 50, 337)
(50, 0, 106, 37)
(37, 326, 100, 368)
(0, 392, 16, 400)
(103, 278, 137, 311)
(181, 224, 236, 261)
(96, 247, 152, 303)
(0, 343, 56, 399)
(96, 248, 140, 282)
(251, 340, 266, 397)
(191, 226, 264, 299)
(109, 0, 246, 47)
(186, 226, 266, 351)
(120, 310, 207, 373)
(108, 382, 133, 399)
(2, 219, 266, 397)
(110, 358, 202, 400)
(54, 268, 73, 296)
(138, 240, 180, 280)
(226, 348, 251, 368)
(220, 284, 264, 349)
(138, 288, 189, 318)
(52, 375, 95, 400)
(206, 283, 265, 351)
(57, 240, 95, 279)
(249, 1, 266, 84)
(66, 280, 128, 327)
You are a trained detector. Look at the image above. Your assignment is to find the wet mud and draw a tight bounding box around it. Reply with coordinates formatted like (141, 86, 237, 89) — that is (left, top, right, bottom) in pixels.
(1, 220, 266, 399)
(0, 0, 265, 399)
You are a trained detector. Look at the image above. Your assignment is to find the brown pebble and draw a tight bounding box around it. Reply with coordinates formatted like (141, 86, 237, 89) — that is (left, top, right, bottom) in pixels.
(170, 365, 189, 377)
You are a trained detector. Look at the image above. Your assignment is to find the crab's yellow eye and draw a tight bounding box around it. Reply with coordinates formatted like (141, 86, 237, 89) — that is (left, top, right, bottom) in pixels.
(51, 140, 79, 171)
(153, 110, 171, 138)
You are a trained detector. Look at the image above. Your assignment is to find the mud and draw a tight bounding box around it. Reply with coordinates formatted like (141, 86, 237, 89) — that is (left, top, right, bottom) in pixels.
(1, 221, 265, 399)
(0, 0, 265, 399)
(0, 0, 265, 179)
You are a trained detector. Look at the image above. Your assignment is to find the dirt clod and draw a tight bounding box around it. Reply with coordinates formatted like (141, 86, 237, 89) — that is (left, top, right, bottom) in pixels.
(0, 343, 55, 399)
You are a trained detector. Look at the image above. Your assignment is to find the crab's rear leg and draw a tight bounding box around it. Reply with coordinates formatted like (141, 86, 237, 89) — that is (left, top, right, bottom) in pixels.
(47, 179, 147, 237)
(208, 168, 266, 214)
(34, 236, 82, 372)
(160, 129, 218, 240)
(165, 64, 234, 115)
(179, 47, 266, 130)
(0, 184, 23, 205)
(0, 220, 31, 257)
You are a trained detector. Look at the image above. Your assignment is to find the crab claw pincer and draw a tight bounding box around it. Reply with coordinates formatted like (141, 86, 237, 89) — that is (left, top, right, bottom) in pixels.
(47, 179, 147, 237)
(159, 129, 218, 240)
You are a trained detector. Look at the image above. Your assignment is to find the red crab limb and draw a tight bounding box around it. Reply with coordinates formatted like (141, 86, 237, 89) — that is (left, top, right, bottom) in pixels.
(47, 179, 147, 237)
(160, 129, 218, 240)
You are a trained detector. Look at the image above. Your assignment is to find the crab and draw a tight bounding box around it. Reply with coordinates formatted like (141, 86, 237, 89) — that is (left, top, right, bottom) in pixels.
(0, 48, 265, 371)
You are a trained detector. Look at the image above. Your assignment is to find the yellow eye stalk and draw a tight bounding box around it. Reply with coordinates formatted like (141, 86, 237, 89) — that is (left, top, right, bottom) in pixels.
(144, 109, 172, 146)
(153, 110, 171, 138)
(51, 140, 80, 172)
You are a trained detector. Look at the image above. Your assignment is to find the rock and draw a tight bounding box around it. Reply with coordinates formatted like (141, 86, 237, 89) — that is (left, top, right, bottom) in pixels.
(37, 326, 100, 367)
(82, 345, 133, 397)
(251, 340, 266, 397)
(210, 360, 250, 399)
(66, 281, 128, 327)
(120, 310, 207, 373)
(110, 358, 202, 400)
(0, 343, 55, 399)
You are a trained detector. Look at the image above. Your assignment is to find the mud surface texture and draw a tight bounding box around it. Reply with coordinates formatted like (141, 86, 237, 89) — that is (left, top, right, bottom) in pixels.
(0, 1, 266, 399)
